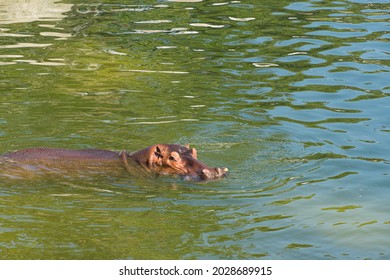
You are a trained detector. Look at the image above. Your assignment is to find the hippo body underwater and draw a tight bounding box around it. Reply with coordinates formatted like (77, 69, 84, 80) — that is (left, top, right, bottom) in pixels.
(1, 144, 228, 181)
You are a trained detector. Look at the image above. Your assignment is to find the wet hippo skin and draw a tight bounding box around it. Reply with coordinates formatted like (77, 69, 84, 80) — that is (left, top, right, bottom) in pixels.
(2, 144, 228, 181)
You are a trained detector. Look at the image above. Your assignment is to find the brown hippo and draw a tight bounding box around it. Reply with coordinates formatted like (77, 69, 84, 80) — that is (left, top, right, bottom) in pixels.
(1, 144, 228, 181)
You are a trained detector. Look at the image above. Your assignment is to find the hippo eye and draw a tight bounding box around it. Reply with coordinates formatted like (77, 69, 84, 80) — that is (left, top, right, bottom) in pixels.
(169, 156, 176, 161)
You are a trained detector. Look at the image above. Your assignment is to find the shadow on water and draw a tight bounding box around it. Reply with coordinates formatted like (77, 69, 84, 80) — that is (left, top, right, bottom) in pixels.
(0, 0, 389, 259)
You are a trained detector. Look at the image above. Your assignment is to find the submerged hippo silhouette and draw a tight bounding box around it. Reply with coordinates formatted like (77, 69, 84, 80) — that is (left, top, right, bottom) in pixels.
(2, 144, 228, 181)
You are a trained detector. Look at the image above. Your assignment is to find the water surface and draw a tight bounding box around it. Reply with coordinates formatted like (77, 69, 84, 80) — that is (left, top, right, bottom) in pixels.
(0, 0, 389, 259)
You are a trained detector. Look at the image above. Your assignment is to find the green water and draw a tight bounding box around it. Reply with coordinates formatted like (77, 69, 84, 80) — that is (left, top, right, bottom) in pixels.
(0, 0, 389, 259)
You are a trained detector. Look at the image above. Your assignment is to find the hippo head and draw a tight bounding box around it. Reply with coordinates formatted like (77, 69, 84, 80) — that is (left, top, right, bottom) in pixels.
(129, 144, 228, 181)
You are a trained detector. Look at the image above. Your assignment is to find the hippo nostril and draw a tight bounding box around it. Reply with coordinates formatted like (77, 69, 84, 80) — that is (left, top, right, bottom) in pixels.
(213, 167, 226, 176)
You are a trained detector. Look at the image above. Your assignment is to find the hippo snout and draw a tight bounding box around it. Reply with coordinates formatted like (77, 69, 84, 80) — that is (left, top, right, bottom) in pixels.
(201, 167, 229, 180)
(182, 166, 228, 181)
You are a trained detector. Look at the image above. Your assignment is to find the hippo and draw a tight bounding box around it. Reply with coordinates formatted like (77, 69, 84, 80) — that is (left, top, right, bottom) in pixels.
(1, 144, 228, 181)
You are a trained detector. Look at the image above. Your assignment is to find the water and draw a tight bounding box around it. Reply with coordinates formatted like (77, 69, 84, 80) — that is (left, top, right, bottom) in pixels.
(0, 0, 389, 259)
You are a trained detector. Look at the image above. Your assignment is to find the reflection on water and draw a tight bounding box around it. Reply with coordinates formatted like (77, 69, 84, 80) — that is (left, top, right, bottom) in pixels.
(0, 0, 72, 66)
(0, 0, 72, 24)
(0, 0, 389, 259)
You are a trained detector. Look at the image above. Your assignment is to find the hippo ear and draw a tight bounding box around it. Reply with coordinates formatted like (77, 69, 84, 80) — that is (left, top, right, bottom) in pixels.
(154, 146, 163, 159)
(149, 146, 163, 167)
(190, 148, 197, 159)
